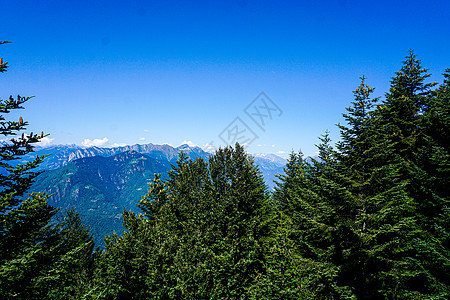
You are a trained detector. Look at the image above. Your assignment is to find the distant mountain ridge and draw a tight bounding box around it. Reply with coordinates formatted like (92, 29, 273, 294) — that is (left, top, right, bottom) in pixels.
(23, 143, 209, 170)
(253, 153, 288, 165)
(25, 143, 287, 189)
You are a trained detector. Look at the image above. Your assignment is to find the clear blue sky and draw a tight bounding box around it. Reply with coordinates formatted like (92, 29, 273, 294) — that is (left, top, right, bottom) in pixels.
(2, 0, 449, 157)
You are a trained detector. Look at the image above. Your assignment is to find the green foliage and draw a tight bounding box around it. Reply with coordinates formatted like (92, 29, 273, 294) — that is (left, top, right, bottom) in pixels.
(271, 51, 450, 298)
(30, 208, 97, 299)
(0, 42, 54, 298)
(88, 52, 449, 298)
(365, 52, 450, 297)
(92, 144, 273, 299)
(273, 137, 356, 299)
(3, 45, 449, 299)
(249, 212, 328, 299)
(0, 42, 96, 299)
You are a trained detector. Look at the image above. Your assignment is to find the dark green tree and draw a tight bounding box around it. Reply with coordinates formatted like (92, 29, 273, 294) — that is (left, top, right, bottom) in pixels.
(248, 211, 322, 299)
(93, 144, 273, 299)
(0, 41, 96, 299)
(273, 134, 357, 299)
(0, 40, 55, 298)
(336, 76, 379, 185)
(364, 51, 450, 297)
(273, 53, 450, 298)
(331, 52, 450, 298)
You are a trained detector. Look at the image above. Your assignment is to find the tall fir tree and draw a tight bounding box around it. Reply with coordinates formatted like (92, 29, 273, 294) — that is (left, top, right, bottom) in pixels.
(332, 51, 450, 298)
(273, 53, 450, 298)
(336, 76, 379, 186)
(273, 133, 357, 298)
(0, 41, 96, 299)
(93, 144, 273, 299)
(0, 40, 56, 298)
(365, 51, 450, 297)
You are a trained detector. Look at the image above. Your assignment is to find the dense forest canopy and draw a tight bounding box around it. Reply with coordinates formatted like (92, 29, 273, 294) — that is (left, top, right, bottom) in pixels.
(1, 43, 449, 299)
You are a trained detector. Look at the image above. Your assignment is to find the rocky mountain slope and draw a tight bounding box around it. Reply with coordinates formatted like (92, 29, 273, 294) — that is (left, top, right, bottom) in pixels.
(31, 150, 172, 245)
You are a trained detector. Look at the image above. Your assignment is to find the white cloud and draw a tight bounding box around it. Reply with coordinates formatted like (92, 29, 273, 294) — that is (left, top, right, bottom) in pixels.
(272, 144, 276, 147)
(82, 137, 109, 147)
(257, 144, 264, 147)
(143, 129, 149, 132)
(181, 140, 198, 147)
(203, 143, 217, 153)
(110, 143, 127, 148)
(277, 150, 287, 154)
(138, 137, 146, 141)
(37, 137, 54, 147)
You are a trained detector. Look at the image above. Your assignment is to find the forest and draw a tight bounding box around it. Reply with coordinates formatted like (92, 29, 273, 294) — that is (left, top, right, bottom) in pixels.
(1, 41, 449, 299)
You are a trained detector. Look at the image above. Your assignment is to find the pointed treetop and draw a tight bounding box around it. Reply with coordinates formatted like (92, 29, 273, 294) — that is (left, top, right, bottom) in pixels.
(316, 130, 335, 163)
(388, 50, 435, 98)
(0, 41, 11, 72)
(440, 68, 450, 91)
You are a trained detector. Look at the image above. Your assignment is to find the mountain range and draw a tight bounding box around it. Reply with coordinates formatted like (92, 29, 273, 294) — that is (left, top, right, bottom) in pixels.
(21, 143, 208, 170)
(29, 143, 287, 245)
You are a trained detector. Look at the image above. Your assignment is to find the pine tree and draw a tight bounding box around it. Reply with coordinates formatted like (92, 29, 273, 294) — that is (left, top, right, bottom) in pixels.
(273, 133, 357, 298)
(273, 54, 450, 297)
(207, 144, 272, 298)
(0, 41, 96, 299)
(336, 76, 378, 185)
(0, 40, 55, 298)
(334, 51, 450, 297)
(32, 208, 97, 299)
(421, 68, 450, 197)
(248, 211, 323, 299)
(364, 51, 450, 297)
(93, 144, 273, 299)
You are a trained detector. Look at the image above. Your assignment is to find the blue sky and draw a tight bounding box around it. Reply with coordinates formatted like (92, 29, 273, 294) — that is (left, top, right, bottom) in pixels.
(1, 0, 449, 157)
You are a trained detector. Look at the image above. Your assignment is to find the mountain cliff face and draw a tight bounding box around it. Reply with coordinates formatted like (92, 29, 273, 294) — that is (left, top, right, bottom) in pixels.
(31, 151, 171, 245)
